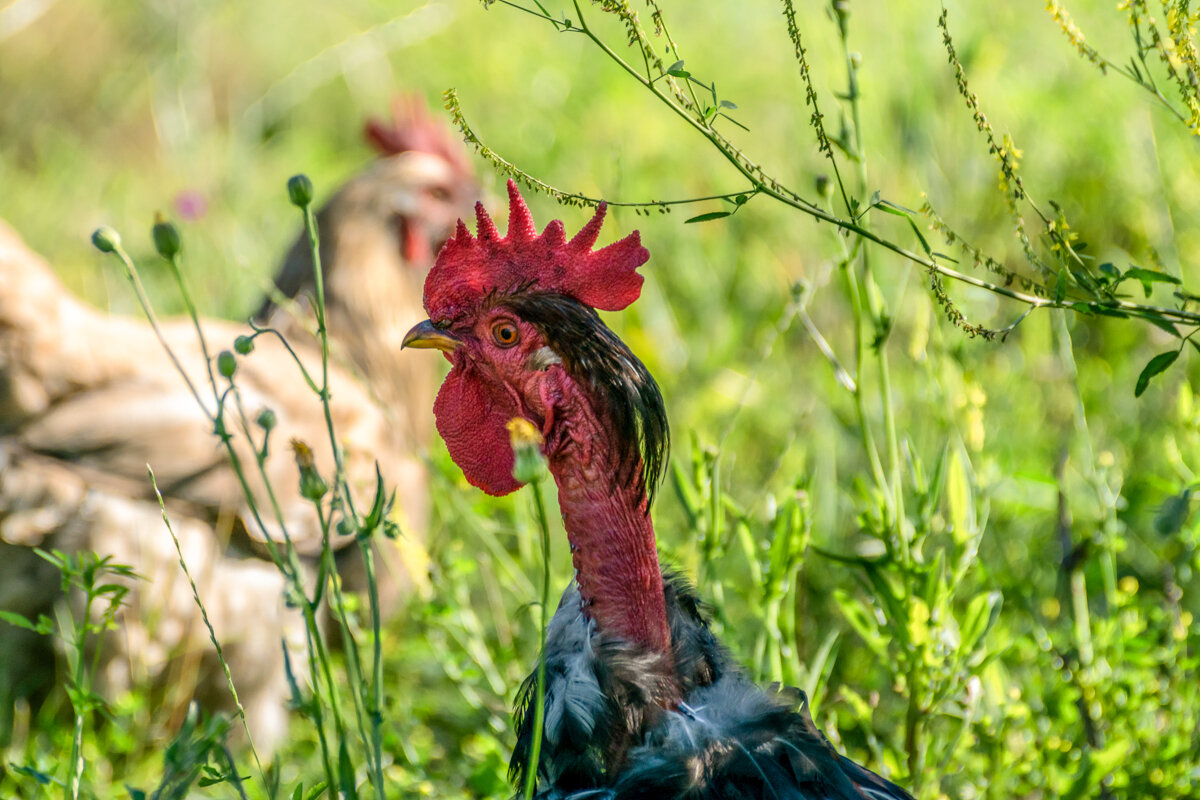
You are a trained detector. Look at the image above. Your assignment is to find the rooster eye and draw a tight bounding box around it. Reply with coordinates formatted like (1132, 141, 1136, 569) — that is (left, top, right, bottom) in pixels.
(491, 320, 519, 348)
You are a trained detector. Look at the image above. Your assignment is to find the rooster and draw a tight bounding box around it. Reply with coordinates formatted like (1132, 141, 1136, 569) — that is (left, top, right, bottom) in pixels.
(403, 181, 915, 799)
(0, 98, 476, 753)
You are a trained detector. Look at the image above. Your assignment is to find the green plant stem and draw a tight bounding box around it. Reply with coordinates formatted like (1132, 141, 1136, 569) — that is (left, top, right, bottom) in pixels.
(296, 181, 385, 797)
(470, 2, 1200, 331)
(163, 249, 221, 409)
(107, 240, 296, 577)
(95, 183, 400, 799)
(838, 252, 890, 524)
(148, 466, 268, 784)
(523, 477, 553, 800)
(106, 246, 211, 420)
(835, 10, 908, 563)
(104, 219, 349, 800)
(226, 389, 303, 574)
(247, 321, 323, 393)
(1052, 312, 1119, 610)
(316, 505, 385, 799)
(827, 7, 925, 784)
(300, 611, 340, 798)
(66, 602, 86, 800)
(1070, 568, 1095, 667)
(299, 201, 360, 522)
(354, 533, 386, 798)
(221, 745, 251, 800)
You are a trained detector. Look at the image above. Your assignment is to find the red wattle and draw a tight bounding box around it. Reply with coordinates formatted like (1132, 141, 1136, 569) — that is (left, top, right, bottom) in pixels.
(434, 363, 522, 496)
(400, 217, 430, 266)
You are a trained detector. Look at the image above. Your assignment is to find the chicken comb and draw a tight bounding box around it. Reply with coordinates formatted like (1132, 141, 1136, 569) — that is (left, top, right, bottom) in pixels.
(363, 94, 474, 178)
(423, 180, 649, 321)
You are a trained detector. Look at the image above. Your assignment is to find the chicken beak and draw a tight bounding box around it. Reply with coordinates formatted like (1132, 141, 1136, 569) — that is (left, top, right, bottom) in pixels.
(402, 319, 460, 352)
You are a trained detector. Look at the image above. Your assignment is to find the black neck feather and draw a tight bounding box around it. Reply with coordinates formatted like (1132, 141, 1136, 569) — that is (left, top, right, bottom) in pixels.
(504, 292, 669, 503)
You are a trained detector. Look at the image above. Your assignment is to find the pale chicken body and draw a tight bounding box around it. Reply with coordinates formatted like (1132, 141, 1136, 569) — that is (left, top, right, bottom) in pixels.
(0, 102, 477, 753)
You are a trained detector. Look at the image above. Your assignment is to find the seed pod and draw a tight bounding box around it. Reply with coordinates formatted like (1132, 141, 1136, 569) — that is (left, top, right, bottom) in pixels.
(234, 335, 255, 355)
(216, 350, 238, 380)
(256, 408, 277, 431)
(91, 227, 121, 253)
(152, 215, 181, 259)
(287, 174, 314, 207)
(291, 439, 328, 501)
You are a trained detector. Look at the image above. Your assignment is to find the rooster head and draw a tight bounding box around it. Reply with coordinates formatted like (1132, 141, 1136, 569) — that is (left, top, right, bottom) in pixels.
(403, 181, 665, 499)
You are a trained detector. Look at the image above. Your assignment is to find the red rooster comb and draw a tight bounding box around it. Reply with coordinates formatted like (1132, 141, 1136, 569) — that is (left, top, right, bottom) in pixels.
(423, 180, 649, 321)
(363, 94, 474, 178)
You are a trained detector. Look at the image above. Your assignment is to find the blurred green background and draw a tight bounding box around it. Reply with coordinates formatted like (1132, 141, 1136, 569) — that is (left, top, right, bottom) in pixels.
(2, 0, 1199, 797)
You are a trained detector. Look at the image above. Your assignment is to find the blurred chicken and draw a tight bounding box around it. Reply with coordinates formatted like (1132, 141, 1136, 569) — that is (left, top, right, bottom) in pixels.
(0, 97, 477, 753)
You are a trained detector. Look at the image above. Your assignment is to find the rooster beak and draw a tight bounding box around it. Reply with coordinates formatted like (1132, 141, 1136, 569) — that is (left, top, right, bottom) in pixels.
(402, 319, 460, 352)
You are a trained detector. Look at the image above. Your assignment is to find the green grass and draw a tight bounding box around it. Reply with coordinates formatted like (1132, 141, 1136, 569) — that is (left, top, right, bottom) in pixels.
(2, 0, 1199, 797)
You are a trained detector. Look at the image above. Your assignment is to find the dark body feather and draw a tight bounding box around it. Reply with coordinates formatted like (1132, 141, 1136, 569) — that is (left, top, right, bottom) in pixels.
(512, 574, 914, 800)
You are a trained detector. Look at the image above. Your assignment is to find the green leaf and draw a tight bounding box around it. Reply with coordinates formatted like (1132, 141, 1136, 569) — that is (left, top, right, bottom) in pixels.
(1069, 302, 1128, 319)
(338, 742, 358, 799)
(1154, 488, 1192, 535)
(684, 211, 731, 224)
(1123, 266, 1181, 298)
(860, 566, 908, 641)
(922, 550, 946, 608)
(13, 764, 55, 786)
(718, 112, 751, 132)
(874, 198, 920, 216)
(362, 462, 389, 531)
(1069, 268, 1098, 293)
(719, 99, 738, 109)
(959, 590, 1002, 654)
(1054, 270, 1068, 304)
(1064, 739, 1132, 800)
(1134, 349, 1180, 397)
(0, 610, 50, 634)
(946, 447, 973, 547)
(1144, 313, 1181, 338)
(832, 589, 889, 659)
(873, 199, 933, 257)
(803, 629, 840, 713)
(666, 60, 690, 78)
(1124, 266, 1181, 285)
(34, 547, 66, 570)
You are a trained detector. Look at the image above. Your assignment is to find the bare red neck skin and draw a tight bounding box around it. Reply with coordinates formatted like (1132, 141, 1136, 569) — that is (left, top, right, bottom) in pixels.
(537, 370, 673, 660)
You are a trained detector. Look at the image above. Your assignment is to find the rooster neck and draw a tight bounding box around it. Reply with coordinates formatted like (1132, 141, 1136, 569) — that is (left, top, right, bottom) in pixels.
(540, 370, 674, 662)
